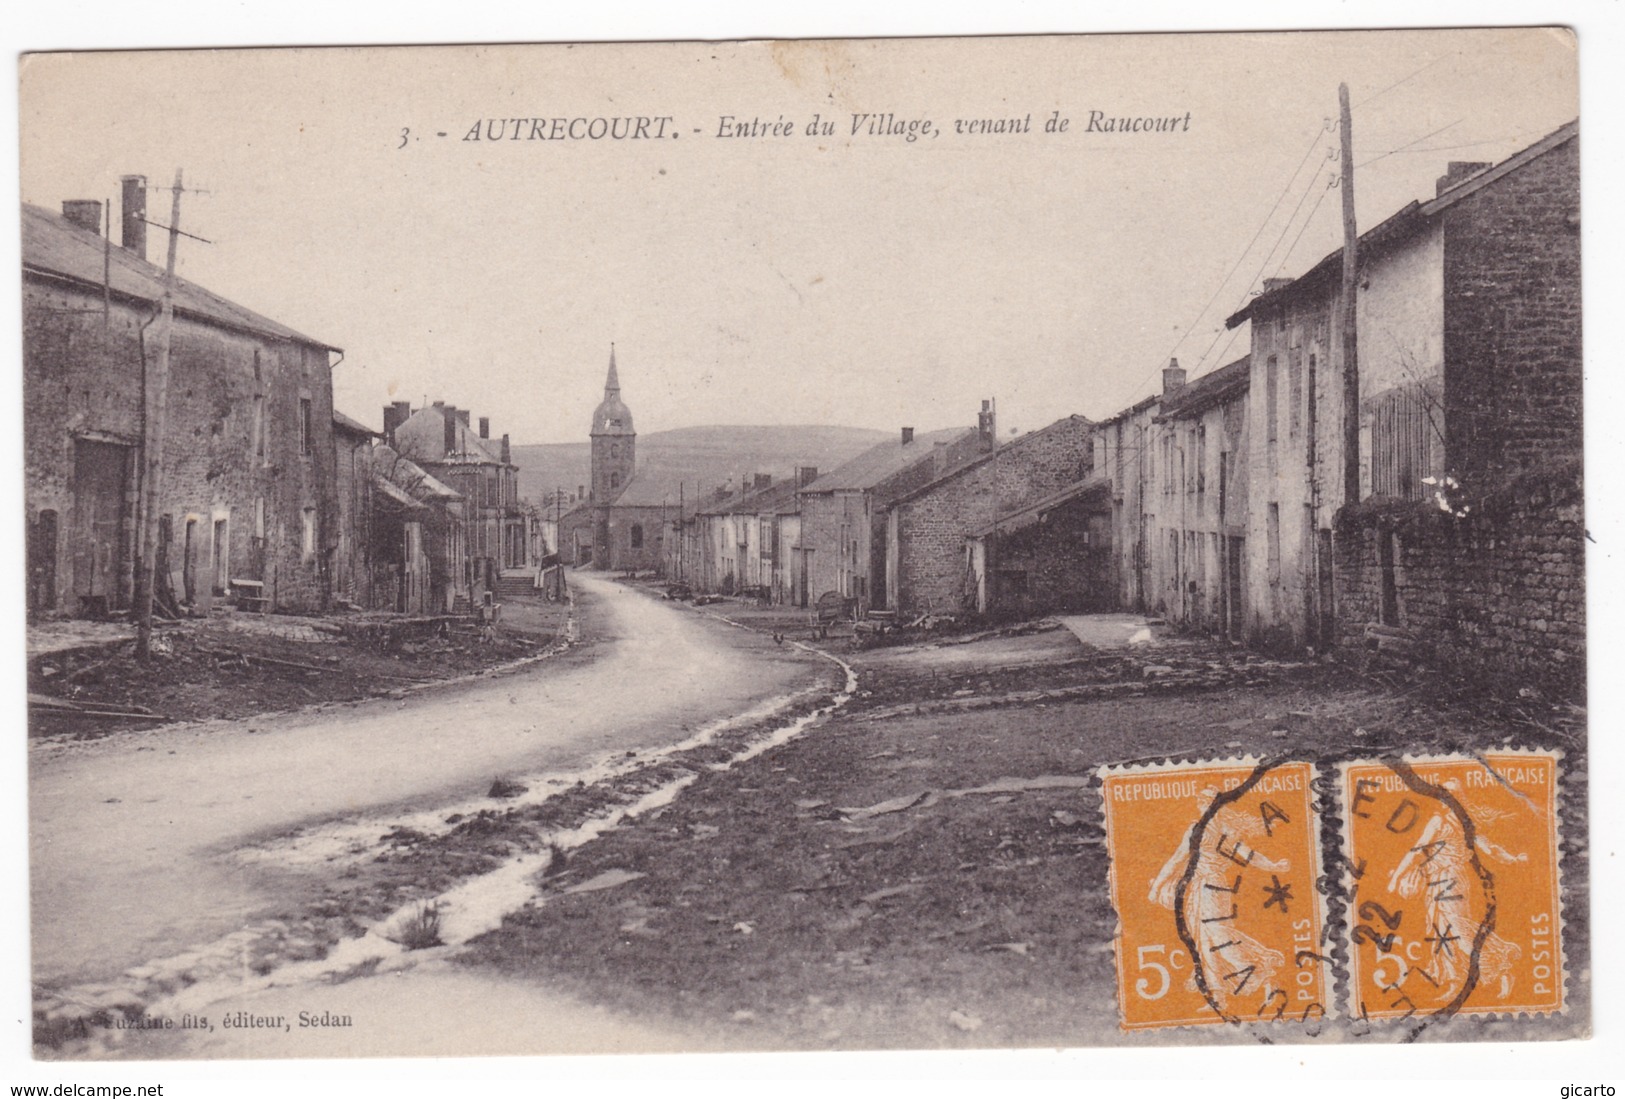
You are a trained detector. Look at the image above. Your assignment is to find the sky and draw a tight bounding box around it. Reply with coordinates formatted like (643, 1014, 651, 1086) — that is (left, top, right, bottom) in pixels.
(17, 29, 1577, 446)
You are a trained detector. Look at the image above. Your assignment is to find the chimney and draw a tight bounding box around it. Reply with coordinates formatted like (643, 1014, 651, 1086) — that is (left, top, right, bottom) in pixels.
(120, 175, 147, 259)
(456, 409, 470, 427)
(500, 433, 511, 464)
(61, 200, 102, 234)
(797, 465, 819, 488)
(1162, 357, 1187, 395)
(382, 400, 412, 441)
(754, 473, 772, 490)
(978, 398, 997, 452)
(479, 416, 490, 439)
(1262, 277, 1292, 293)
(578, 484, 585, 501)
(901, 426, 915, 445)
(1436, 161, 1492, 197)
(443, 407, 457, 455)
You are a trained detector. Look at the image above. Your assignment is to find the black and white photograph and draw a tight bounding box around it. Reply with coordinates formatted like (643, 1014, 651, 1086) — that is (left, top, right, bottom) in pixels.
(7, 14, 1614, 1088)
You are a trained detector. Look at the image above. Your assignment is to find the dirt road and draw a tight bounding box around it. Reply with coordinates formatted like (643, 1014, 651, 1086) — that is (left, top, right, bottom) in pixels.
(29, 574, 824, 987)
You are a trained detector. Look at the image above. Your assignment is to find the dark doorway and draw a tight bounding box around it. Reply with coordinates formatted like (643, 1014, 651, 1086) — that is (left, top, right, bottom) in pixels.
(71, 440, 131, 613)
(29, 509, 58, 615)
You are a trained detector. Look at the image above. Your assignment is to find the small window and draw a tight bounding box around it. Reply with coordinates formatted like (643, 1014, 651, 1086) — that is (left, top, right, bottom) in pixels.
(610, 471, 621, 489)
(299, 397, 313, 456)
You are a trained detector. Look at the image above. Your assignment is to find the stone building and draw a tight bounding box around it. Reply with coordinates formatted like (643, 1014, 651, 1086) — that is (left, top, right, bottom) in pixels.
(1224, 120, 1580, 677)
(384, 399, 528, 610)
(23, 188, 340, 618)
(796, 409, 993, 612)
(1147, 356, 1251, 637)
(883, 414, 1096, 618)
(556, 349, 678, 573)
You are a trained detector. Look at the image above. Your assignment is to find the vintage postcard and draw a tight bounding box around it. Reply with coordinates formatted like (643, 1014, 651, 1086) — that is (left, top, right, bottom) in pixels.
(16, 28, 1585, 1064)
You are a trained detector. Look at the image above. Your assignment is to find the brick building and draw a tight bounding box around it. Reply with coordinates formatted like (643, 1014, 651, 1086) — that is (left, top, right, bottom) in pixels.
(883, 414, 1096, 617)
(1224, 121, 1580, 675)
(23, 189, 341, 618)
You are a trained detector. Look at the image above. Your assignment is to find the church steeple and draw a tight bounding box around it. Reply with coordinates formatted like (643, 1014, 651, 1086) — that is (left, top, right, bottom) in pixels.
(590, 345, 636, 504)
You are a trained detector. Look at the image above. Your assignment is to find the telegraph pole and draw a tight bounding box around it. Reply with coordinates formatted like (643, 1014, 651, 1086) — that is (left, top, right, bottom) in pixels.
(135, 169, 184, 663)
(1338, 84, 1361, 507)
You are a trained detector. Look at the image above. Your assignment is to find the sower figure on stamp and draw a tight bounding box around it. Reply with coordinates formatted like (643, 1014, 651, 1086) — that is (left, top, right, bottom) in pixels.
(1387, 779, 1528, 1002)
(1149, 786, 1289, 1007)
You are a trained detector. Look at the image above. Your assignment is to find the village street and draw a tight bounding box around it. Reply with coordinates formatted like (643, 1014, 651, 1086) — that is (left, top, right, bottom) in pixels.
(28, 573, 828, 994)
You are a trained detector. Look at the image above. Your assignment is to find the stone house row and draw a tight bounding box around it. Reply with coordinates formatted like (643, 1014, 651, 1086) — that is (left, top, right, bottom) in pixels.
(664, 120, 1581, 686)
(22, 181, 538, 622)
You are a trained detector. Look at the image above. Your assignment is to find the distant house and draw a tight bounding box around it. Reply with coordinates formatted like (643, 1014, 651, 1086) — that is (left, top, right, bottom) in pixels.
(331, 410, 379, 608)
(1224, 120, 1580, 673)
(1148, 356, 1251, 636)
(23, 184, 341, 618)
(796, 409, 993, 612)
(1093, 393, 1161, 614)
(384, 400, 528, 609)
(883, 414, 1096, 618)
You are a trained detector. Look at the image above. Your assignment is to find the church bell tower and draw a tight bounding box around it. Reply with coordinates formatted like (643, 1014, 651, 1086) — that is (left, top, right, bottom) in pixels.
(590, 345, 636, 504)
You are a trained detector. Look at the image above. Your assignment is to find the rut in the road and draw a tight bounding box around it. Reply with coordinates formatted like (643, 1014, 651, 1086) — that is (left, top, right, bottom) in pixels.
(36, 642, 858, 1054)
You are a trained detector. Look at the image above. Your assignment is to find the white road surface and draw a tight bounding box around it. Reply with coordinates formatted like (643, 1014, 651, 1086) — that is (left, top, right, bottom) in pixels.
(29, 574, 821, 987)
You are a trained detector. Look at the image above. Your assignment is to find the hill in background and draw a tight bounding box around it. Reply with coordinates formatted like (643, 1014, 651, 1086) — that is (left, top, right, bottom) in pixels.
(511, 424, 891, 510)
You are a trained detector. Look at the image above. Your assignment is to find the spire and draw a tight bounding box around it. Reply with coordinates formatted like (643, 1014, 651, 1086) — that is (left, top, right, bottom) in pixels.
(605, 344, 620, 395)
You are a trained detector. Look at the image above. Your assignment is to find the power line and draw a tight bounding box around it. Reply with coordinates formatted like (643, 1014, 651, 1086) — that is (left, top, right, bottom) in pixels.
(1122, 124, 1333, 402)
(1356, 118, 1462, 169)
(1351, 52, 1455, 109)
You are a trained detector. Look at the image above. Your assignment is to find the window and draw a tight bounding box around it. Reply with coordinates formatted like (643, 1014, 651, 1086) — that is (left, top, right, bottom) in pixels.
(299, 397, 313, 456)
(610, 471, 621, 489)
(631, 523, 644, 549)
(1368, 382, 1443, 499)
(1266, 504, 1281, 588)
(253, 395, 267, 461)
(1265, 356, 1279, 448)
(1289, 351, 1303, 438)
(301, 507, 317, 562)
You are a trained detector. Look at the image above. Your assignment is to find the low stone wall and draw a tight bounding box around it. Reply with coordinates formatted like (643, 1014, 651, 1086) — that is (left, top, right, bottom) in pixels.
(1333, 462, 1584, 694)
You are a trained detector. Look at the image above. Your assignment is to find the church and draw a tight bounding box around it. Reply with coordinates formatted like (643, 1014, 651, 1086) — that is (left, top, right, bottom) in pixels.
(555, 349, 678, 573)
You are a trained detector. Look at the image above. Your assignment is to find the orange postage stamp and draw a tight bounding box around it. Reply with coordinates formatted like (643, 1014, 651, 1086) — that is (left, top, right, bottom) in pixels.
(1339, 751, 1564, 1023)
(1098, 758, 1331, 1030)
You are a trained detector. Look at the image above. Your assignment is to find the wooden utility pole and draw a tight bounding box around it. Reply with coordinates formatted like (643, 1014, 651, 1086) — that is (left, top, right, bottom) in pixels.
(1338, 84, 1361, 507)
(135, 169, 184, 663)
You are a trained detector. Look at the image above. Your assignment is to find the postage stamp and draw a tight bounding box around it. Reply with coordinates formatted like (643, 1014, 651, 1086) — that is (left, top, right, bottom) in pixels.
(1338, 751, 1565, 1023)
(1098, 758, 1331, 1030)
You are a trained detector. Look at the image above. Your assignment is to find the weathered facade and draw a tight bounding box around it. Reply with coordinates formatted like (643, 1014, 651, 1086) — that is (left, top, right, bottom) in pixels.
(23, 193, 340, 619)
(386, 400, 528, 609)
(1224, 121, 1580, 673)
(1147, 357, 1251, 636)
(797, 411, 993, 612)
(883, 414, 1096, 618)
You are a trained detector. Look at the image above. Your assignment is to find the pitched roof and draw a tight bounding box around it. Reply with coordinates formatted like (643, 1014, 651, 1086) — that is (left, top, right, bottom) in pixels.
(969, 472, 1111, 539)
(888, 415, 1094, 510)
(802, 427, 974, 493)
(697, 477, 800, 516)
(333, 409, 378, 437)
(21, 202, 338, 351)
(394, 405, 507, 466)
(1155, 356, 1250, 421)
(1226, 120, 1578, 329)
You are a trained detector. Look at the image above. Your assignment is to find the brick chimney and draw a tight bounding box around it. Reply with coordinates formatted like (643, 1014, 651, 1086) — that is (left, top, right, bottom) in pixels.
(500, 433, 511, 464)
(382, 400, 413, 441)
(443, 407, 458, 455)
(1263, 277, 1292, 293)
(901, 426, 915, 445)
(754, 473, 772, 490)
(120, 175, 147, 259)
(61, 200, 102, 234)
(455, 409, 470, 427)
(479, 416, 490, 439)
(797, 466, 819, 488)
(1436, 161, 1491, 197)
(1162, 357, 1187, 395)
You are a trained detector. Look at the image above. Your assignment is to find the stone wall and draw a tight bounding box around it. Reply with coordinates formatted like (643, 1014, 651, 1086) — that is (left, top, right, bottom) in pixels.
(1333, 462, 1583, 691)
